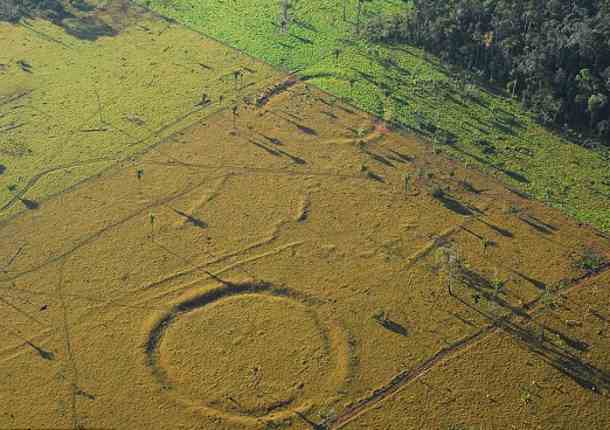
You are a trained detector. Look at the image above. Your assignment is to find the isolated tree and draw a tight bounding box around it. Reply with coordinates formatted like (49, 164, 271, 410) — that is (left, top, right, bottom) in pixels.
(233, 70, 243, 90)
(333, 48, 341, 63)
(436, 243, 463, 296)
(232, 105, 239, 129)
(355, 0, 370, 35)
(149, 213, 156, 241)
(279, 0, 290, 32)
(588, 94, 608, 128)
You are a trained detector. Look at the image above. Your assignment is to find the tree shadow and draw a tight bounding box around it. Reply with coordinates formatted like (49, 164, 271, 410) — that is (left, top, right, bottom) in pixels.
(249, 139, 306, 165)
(289, 33, 313, 45)
(524, 214, 558, 232)
(460, 268, 529, 318)
(545, 326, 590, 352)
(256, 132, 283, 146)
(0, 164, 5, 175)
(250, 139, 282, 157)
(295, 411, 326, 430)
(276, 114, 318, 136)
(376, 318, 408, 336)
(25, 340, 54, 361)
(365, 170, 385, 183)
(387, 149, 414, 163)
(501, 319, 610, 394)
(500, 168, 529, 184)
(512, 270, 546, 291)
(456, 264, 610, 394)
(434, 194, 474, 216)
(458, 180, 484, 194)
(21, 198, 40, 210)
(477, 218, 514, 238)
(292, 18, 317, 32)
(519, 215, 554, 235)
(294, 123, 317, 136)
(363, 150, 395, 168)
(171, 208, 207, 230)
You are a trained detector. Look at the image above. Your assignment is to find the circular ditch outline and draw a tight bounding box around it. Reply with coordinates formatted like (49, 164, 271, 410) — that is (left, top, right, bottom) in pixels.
(143, 280, 353, 425)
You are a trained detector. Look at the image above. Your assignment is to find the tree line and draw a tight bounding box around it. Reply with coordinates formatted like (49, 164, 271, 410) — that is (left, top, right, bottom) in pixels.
(365, 0, 610, 141)
(0, 0, 68, 23)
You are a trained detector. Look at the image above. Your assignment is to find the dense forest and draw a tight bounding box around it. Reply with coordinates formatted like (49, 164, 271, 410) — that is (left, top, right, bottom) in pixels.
(366, 0, 610, 141)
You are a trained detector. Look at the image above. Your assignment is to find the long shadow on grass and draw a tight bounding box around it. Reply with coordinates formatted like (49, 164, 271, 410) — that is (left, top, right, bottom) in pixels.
(249, 139, 307, 165)
(375, 318, 408, 336)
(433, 193, 475, 216)
(503, 319, 610, 394)
(519, 214, 555, 235)
(455, 281, 610, 394)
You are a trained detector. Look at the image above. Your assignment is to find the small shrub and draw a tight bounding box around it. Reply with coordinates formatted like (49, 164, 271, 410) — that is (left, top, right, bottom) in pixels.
(541, 286, 559, 309)
(520, 386, 532, 405)
(575, 248, 606, 273)
(491, 277, 505, 297)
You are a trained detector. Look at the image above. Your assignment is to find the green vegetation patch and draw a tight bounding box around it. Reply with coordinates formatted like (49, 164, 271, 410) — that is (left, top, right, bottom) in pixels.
(0, 5, 279, 220)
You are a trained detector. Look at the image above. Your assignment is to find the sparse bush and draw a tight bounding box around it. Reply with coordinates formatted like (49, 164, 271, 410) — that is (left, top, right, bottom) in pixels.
(575, 248, 606, 273)
(520, 385, 532, 405)
(491, 274, 505, 297)
(541, 285, 560, 310)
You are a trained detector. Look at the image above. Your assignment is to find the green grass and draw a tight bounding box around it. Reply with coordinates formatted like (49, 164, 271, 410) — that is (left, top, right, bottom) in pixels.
(0, 11, 278, 220)
(136, 0, 610, 232)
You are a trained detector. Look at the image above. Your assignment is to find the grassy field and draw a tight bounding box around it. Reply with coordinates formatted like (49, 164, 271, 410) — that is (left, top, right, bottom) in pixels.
(342, 274, 610, 430)
(1, 2, 610, 429)
(0, 1, 279, 221)
(1, 77, 608, 429)
(135, 0, 610, 233)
